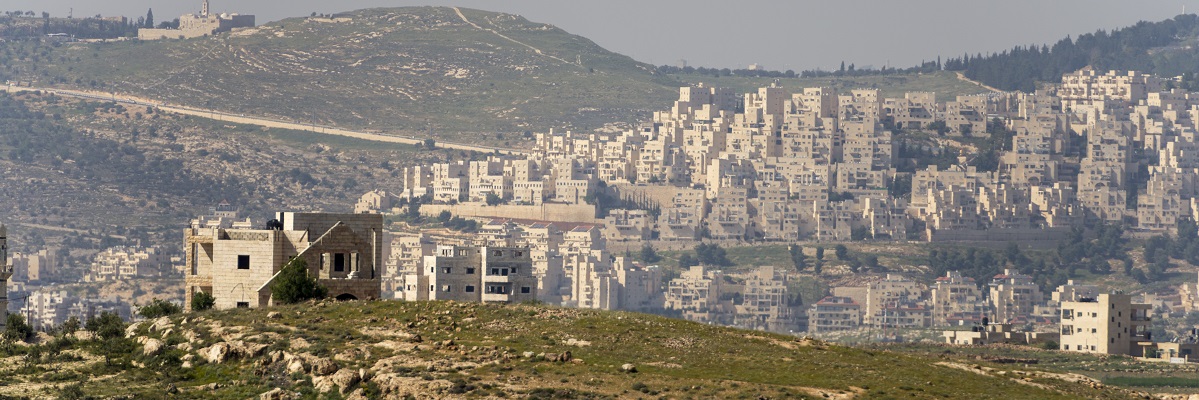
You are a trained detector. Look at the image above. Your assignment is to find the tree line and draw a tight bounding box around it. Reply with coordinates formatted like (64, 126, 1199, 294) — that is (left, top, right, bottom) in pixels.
(943, 14, 1199, 92)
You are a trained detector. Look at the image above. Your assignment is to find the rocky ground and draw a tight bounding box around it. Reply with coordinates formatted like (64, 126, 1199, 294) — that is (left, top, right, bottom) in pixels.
(0, 300, 1176, 399)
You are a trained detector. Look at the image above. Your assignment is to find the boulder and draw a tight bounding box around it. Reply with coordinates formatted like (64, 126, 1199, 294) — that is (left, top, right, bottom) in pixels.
(310, 357, 339, 376)
(286, 359, 307, 375)
(142, 338, 165, 357)
(259, 388, 291, 400)
(314, 369, 360, 394)
(150, 317, 172, 333)
(621, 363, 638, 373)
(124, 322, 143, 339)
(267, 312, 282, 319)
(202, 342, 233, 364)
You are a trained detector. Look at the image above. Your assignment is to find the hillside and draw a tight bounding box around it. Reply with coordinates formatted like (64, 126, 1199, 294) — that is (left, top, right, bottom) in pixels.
(0, 90, 439, 256)
(0, 300, 1152, 399)
(945, 14, 1199, 91)
(0, 7, 680, 141)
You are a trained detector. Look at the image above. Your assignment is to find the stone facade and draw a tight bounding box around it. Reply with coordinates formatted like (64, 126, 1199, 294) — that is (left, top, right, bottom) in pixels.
(183, 212, 383, 310)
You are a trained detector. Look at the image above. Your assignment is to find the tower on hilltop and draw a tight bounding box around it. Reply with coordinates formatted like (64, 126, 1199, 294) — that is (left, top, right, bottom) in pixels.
(201, 0, 209, 17)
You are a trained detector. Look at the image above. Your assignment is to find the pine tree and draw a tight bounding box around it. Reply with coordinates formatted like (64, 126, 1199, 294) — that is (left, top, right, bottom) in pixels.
(145, 9, 154, 28)
(271, 258, 327, 304)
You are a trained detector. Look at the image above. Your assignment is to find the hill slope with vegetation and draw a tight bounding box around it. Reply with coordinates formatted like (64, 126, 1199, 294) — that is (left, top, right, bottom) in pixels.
(0, 300, 1153, 399)
(0, 7, 680, 141)
(944, 14, 1199, 91)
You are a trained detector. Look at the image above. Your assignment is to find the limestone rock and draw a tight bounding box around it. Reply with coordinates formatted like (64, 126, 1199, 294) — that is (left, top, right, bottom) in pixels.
(287, 359, 307, 375)
(268, 311, 282, 319)
(621, 363, 638, 373)
(150, 317, 172, 333)
(124, 322, 143, 338)
(371, 373, 454, 397)
(259, 388, 292, 400)
(314, 369, 360, 394)
(142, 338, 165, 357)
(202, 342, 232, 364)
(310, 357, 339, 376)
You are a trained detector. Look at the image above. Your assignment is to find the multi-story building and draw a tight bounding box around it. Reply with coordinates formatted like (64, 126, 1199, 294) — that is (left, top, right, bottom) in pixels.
(90, 246, 170, 281)
(989, 269, 1042, 323)
(808, 296, 861, 333)
(732, 266, 801, 332)
(183, 212, 383, 310)
(1059, 294, 1151, 355)
(19, 289, 133, 331)
(864, 274, 926, 327)
(402, 245, 537, 303)
(930, 271, 983, 326)
(8, 249, 57, 283)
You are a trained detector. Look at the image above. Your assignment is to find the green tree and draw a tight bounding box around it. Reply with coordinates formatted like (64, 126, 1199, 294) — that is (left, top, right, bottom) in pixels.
(145, 8, 154, 28)
(4, 313, 33, 343)
(695, 243, 733, 267)
(815, 246, 825, 261)
(639, 243, 661, 263)
(61, 316, 81, 336)
(485, 192, 503, 206)
(423, 138, 436, 150)
(137, 298, 182, 319)
(677, 253, 698, 269)
(789, 244, 807, 271)
(271, 258, 327, 304)
(864, 255, 880, 271)
(191, 291, 216, 311)
(834, 244, 849, 260)
(85, 312, 126, 341)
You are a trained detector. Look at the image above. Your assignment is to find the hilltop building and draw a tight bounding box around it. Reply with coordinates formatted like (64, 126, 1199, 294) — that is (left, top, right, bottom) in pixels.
(137, 0, 254, 40)
(183, 212, 383, 310)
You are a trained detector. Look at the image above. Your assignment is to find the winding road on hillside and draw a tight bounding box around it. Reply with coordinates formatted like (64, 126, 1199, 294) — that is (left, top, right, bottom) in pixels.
(451, 6, 575, 66)
(0, 84, 530, 156)
(955, 72, 1004, 93)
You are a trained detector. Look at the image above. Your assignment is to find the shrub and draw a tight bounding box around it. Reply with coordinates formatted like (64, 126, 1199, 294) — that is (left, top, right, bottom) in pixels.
(191, 291, 216, 311)
(85, 312, 126, 341)
(137, 298, 182, 319)
(4, 313, 33, 343)
(271, 258, 327, 304)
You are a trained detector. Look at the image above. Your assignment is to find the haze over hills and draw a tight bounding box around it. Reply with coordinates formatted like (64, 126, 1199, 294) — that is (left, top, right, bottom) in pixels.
(9, 6, 679, 139)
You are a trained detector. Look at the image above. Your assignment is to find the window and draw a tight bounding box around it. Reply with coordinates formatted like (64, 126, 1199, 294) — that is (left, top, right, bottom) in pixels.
(237, 255, 250, 269)
(441, 285, 452, 292)
(236, 302, 249, 308)
(441, 267, 452, 274)
(521, 286, 531, 294)
(493, 250, 503, 256)
(465, 285, 475, 293)
(429, 285, 434, 292)
(515, 251, 523, 257)
(334, 253, 346, 272)
(466, 268, 475, 274)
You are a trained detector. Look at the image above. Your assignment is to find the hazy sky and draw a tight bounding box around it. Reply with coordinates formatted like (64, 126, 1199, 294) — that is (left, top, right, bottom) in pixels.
(4, 0, 1194, 70)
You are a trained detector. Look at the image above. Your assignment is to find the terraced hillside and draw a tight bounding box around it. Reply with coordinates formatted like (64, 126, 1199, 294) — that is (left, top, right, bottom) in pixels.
(0, 300, 1151, 399)
(3, 7, 679, 141)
